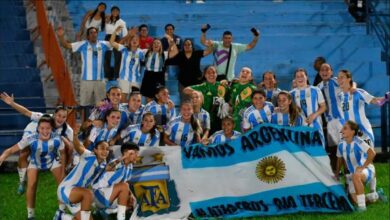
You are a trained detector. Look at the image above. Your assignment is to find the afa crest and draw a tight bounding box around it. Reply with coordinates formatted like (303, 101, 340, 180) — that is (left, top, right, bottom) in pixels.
(256, 156, 286, 184)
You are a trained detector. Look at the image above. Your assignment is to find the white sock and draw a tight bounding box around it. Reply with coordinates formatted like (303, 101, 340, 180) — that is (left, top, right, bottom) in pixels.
(117, 205, 127, 220)
(59, 203, 66, 211)
(369, 177, 376, 192)
(27, 208, 35, 218)
(17, 167, 27, 183)
(62, 213, 73, 220)
(80, 210, 91, 220)
(366, 191, 379, 202)
(357, 194, 366, 208)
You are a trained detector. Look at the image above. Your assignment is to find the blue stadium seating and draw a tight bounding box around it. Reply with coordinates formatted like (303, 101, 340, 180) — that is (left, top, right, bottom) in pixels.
(0, 0, 45, 153)
(64, 0, 388, 146)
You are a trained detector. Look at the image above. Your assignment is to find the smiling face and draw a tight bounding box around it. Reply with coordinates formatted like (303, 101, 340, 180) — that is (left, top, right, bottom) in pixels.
(165, 25, 174, 36)
(94, 141, 109, 161)
(130, 36, 139, 48)
(38, 121, 53, 141)
(239, 67, 253, 84)
(277, 93, 292, 113)
(87, 28, 98, 43)
(294, 70, 308, 88)
(191, 91, 203, 108)
(183, 40, 193, 53)
(222, 34, 233, 47)
(263, 72, 276, 89)
(111, 8, 119, 17)
(337, 71, 352, 90)
(222, 119, 234, 136)
(252, 93, 266, 109)
(180, 103, 193, 122)
(107, 88, 122, 106)
(152, 39, 162, 52)
(341, 123, 355, 139)
(128, 93, 142, 112)
(106, 111, 121, 128)
(319, 63, 333, 81)
(141, 114, 155, 132)
(139, 26, 148, 37)
(54, 109, 67, 128)
(122, 149, 138, 164)
(204, 66, 217, 84)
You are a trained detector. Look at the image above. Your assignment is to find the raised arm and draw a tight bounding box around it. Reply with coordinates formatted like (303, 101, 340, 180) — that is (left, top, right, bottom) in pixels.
(203, 39, 214, 57)
(200, 24, 211, 46)
(110, 26, 123, 50)
(166, 34, 179, 58)
(0, 144, 21, 166)
(0, 92, 32, 118)
(57, 27, 72, 49)
(63, 126, 85, 155)
(246, 28, 260, 51)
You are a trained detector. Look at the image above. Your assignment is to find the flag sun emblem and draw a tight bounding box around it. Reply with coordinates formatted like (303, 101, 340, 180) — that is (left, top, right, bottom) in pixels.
(256, 156, 286, 184)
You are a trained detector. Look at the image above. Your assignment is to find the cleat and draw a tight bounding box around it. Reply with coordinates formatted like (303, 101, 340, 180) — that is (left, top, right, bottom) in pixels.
(53, 209, 64, 220)
(356, 206, 367, 212)
(17, 181, 26, 195)
(377, 188, 388, 203)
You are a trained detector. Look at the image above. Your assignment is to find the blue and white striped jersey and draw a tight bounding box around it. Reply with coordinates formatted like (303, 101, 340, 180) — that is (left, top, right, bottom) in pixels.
(338, 89, 375, 145)
(242, 102, 274, 130)
(118, 45, 146, 84)
(265, 88, 281, 106)
(337, 137, 374, 174)
(88, 124, 118, 149)
(71, 40, 112, 80)
(209, 130, 241, 145)
(271, 112, 306, 127)
(17, 133, 64, 170)
(317, 77, 342, 121)
(143, 101, 176, 126)
(60, 150, 106, 188)
(144, 51, 168, 72)
(29, 111, 74, 141)
(193, 108, 211, 131)
(119, 103, 145, 125)
(92, 162, 133, 189)
(120, 124, 160, 147)
(165, 116, 196, 147)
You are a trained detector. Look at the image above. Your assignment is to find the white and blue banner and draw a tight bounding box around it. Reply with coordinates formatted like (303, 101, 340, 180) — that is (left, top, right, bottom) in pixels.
(130, 123, 354, 219)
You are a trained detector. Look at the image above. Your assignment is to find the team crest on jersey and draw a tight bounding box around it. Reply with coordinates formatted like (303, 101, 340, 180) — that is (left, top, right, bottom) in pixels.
(240, 87, 252, 101)
(217, 85, 226, 97)
(256, 156, 286, 184)
(131, 148, 180, 217)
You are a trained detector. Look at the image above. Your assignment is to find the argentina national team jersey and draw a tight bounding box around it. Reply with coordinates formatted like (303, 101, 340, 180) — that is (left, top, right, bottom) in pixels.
(209, 130, 241, 145)
(265, 88, 281, 105)
(242, 102, 274, 130)
(290, 86, 325, 130)
(120, 124, 160, 147)
(193, 108, 211, 131)
(17, 134, 64, 170)
(71, 40, 112, 80)
(60, 150, 106, 188)
(165, 116, 196, 147)
(144, 101, 176, 126)
(118, 45, 146, 84)
(338, 89, 375, 144)
(145, 51, 168, 72)
(88, 124, 118, 149)
(29, 111, 74, 141)
(119, 103, 145, 125)
(93, 162, 133, 189)
(337, 137, 374, 174)
(271, 112, 306, 127)
(317, 77, 342, 121)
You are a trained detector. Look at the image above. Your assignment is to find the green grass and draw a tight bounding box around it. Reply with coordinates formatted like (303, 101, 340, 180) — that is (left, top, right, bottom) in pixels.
(0, 163, 389, 220)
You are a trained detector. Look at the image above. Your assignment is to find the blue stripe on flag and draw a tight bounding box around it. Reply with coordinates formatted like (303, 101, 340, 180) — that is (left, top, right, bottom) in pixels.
(190, 183, 353, 218)
(130, 174, 169, 183)
(132, 165, 169, 176)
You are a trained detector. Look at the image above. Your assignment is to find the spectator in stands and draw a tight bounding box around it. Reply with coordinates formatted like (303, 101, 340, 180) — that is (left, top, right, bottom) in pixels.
(229, 67, 257, 131)
(347, 0, 367, 23)
(57, 26, 111, 122)
(271, 91, 306, 126)
(161, 24, 183, 51)
(104, 6, 128, 90)
(183, 65, 229, 133)
(208, 116, 241, 145)
(164, 101, 202, 147)
(138, 24, 154, 50)
(312, 56, 326, 86)
(290, 68, 326, 146)
(242, 89, 274, 132)
(110, 26, 145, 102)
(167, 39, 213, 102)
(77, 2, 106, 40)
(191, 91, 211, 144)
(0, 116, 65, 220)
(201, 25, 260, 81)
(140, 37, 178, 102)
(257, 71, 281, 106)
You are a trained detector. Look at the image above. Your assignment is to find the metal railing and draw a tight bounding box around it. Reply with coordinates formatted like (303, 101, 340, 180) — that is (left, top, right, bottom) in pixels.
(366, 0, 390, 153)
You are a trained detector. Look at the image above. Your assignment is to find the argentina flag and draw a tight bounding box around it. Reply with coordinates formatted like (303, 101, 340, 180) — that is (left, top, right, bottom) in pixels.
(130, 123, 354, 219)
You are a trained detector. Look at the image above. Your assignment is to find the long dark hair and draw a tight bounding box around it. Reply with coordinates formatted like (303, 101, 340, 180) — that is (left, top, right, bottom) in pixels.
(54, 106, 68, 137)
(109, 6, 120, 25)
(181, 101, 202, 138)
(141, 112, 157, 138)
(89, 2, 106, 31)
(294, 68, 310, 85)
(278, 91, 302, 126)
